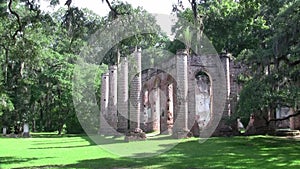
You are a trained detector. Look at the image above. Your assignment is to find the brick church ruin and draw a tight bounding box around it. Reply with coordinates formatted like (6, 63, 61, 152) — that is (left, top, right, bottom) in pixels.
(98, 48, 245, 138)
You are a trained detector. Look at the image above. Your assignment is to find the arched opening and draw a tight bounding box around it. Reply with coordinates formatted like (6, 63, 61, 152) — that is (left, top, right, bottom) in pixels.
(141, 69, 176, 135)
(195, 71, 211, 130)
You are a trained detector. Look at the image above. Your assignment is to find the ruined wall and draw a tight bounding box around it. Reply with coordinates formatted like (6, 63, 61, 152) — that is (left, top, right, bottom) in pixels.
(229, 59, 243, 115)
(140, 70, 175, 134)
(100, 51, 238, 136)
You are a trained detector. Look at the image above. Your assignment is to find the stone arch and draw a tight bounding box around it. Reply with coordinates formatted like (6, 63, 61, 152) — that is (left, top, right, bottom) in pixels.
(140, 68, 177, 134)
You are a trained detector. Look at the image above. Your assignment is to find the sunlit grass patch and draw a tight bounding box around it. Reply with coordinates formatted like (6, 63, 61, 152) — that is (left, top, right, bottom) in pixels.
(0, 133, 300, 169)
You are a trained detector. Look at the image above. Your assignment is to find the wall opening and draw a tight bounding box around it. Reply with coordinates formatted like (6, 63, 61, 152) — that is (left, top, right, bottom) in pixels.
(195, 71, 211, 130)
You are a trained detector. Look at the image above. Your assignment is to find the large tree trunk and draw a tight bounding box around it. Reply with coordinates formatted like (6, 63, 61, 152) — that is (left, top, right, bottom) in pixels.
(267, 107, 276, 131)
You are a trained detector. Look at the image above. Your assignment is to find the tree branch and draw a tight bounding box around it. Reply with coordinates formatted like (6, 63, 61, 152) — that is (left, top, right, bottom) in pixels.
(104, 0, 119, 15)
(277, 55, 300, 67)
(8, 0, 22, 39)
(188, 0, 197, 21)
(290, 59, 300, 66)
(102, 0, 129, 16)
(269, 110, 300, 122)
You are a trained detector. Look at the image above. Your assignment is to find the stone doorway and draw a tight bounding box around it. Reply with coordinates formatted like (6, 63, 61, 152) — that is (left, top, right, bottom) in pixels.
(140, 69, 176, 135)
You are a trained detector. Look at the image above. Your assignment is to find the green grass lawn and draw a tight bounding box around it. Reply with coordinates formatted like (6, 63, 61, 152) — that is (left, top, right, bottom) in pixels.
(1, 133, 300, 169)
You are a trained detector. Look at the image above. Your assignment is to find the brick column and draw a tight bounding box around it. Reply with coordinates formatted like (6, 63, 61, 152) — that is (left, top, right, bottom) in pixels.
(173, 50, 189, 138)
(99, 72, 111, 135)
(153, 86, 160, 132)
(117, 57, 129, 133)
(220, 53, 231, 116)
(129, 48, 142, 131)
(108, 65, 118, 130)
(167, 83, 174, 134)
(188, 61, 196, 130)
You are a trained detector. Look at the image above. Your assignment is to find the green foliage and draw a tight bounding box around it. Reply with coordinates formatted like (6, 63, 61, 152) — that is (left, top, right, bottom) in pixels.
(65, 114, 84, 134)
(0, 0, 107, 134)
(236, 0, 300, 118)
(1, 0, 299, 134)
(174, 0, 300, 121)
(0, 0, 166, 134)
(98, 1, 168, 65)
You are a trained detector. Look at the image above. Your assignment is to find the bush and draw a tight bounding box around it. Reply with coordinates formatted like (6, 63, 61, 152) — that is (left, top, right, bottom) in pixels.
(65, 115, 84, 134)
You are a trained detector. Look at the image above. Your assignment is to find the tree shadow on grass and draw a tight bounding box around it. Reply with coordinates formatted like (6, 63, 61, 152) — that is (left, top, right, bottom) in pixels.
(32, 140, 89, 145)
(7, 136, 300, 169)
(0, 156, 54, 169)
(31, 133, 98, 146)
(30, 135, 130, 150)
(62, 136, 300, 169)
(31, 133, 87, 138)
(29, 144, 95, 149)
(0, 156, 40, 165)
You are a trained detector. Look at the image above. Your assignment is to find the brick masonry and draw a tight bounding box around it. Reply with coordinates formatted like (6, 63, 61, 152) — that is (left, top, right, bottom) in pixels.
(99, 50, 244, 137)
(117, 57, 128, 133)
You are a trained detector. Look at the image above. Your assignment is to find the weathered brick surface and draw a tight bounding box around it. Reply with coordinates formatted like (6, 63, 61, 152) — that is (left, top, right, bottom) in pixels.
(187, 67, 196, 131)
(173, 50, 189, 138)
(99, 73, 118, 135)
(107, 66, 118, 134)
(100, 50, 237, 137)
(140, 69, 176, 133)
(117, 57, 128, 133)
(129, 49, 142, 131)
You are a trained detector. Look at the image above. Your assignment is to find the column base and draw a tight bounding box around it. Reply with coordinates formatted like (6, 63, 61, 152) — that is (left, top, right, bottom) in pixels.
(172, 129, 190, 139)
(124, 128, 146, 141)
(22, 132, 30, 138)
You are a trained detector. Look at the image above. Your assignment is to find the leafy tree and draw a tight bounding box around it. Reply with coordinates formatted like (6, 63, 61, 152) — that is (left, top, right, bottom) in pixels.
(237, 1, 300, 126)
(173, 0, 299, 130)
(0, 0, 106, 134)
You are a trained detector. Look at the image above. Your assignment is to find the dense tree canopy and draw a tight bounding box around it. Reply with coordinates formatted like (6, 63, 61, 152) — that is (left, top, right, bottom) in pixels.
(0, 0, 299, 134)
(0, 0, 169, 134)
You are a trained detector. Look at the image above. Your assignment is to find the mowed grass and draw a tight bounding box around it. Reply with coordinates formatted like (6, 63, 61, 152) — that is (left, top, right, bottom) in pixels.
(1, 133, 300, 169)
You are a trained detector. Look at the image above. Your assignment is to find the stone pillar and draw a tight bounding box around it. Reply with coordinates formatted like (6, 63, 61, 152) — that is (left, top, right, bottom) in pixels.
(220, 53, 231, 116)
(129, 48, 142, 131)
(117, 57, 129, 133)
(99, 73, 112, 135)
(173, 50, 189, 138)
(153, 86, 160, 132)
(108, 65, 118, 130)
(142, 90, 149, 132)
(167, 84, 174, 134)
(188, 63, 196, 130)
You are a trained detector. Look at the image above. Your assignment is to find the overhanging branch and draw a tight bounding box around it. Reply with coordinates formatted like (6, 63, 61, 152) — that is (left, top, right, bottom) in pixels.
(103, 0, 129, 17)
(290, 60, 300, 66)
(8, 0, 22, 39)
(269, 110, 300, 122)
